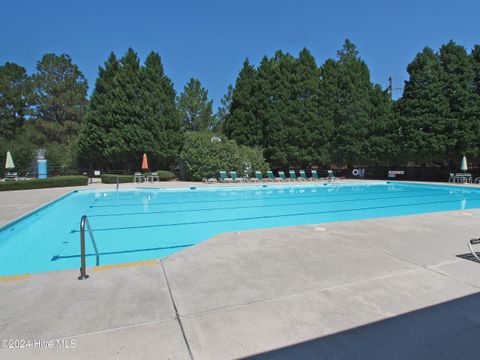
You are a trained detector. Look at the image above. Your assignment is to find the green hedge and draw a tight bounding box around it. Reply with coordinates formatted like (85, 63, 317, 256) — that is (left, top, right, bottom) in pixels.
(0, 176, 88, 191)
(180, 132, 269, 180)
(155, 170, 175, 181)
(101, 174, 134, 184)
(101, 171, 175, 184)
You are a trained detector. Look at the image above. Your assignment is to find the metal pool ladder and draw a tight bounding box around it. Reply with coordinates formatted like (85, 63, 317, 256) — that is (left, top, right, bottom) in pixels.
(78, 215, 99, 280)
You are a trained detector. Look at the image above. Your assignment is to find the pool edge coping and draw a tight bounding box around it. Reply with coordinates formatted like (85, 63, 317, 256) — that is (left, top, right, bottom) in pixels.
(0, 190, 79, 232)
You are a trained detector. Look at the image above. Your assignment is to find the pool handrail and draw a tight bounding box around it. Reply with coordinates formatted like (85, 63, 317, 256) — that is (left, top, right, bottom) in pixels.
(78, 215, 99, 280)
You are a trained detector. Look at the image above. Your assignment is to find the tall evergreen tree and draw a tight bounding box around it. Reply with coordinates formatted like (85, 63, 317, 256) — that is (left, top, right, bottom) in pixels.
(141, 51, 183, 168)
(364, 84, 398, 165)
(78, 52, 120, 168)
(471, 45, 480, 95)
(214, 84, 233, 133)
(262, 49, 327, 167)
(325, 40, 381, 166)
(396, 47, 449, 165)
(177, 78, 214, 131)
(259, 52, 292, 166)
(31, 53, 88, 144)
(0, 62, 31, 139)
(439, 41, 478, 161)
(224, 59, 261, 147)
(79, 49, 183, 170)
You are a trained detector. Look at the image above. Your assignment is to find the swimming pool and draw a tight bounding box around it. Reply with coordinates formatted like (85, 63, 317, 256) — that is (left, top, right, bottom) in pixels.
(1, 182, 479, 275)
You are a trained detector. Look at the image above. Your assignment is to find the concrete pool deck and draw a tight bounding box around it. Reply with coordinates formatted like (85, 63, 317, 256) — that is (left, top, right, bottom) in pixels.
(2, 181, 480, 359)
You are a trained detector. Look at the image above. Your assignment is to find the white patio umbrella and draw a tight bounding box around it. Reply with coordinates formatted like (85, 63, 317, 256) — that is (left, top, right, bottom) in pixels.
(460, 156, 468, 172)
(5, 151, 15, 169)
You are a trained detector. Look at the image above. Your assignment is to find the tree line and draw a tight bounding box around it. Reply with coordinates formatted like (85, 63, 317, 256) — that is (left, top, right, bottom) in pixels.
(225, 40, 480, 168)
(1, 39, 479, 175)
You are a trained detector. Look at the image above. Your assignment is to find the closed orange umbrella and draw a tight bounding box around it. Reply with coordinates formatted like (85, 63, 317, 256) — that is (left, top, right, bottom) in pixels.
(141, 153, 149, 171)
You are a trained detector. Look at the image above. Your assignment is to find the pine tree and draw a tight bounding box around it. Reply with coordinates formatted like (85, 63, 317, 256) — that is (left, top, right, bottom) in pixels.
(260, 51, 292, 167)
(78, 52, 121, 168)
(79, 49, 183, 170)
(396, 47, 449, 165)
(177, 78, 214, 131)
(326, 40, 376, 167)
(364, 84, 397, 165)
(213, 84, 233, 133)
(472, 45, 480, 95)
(290, 48, 330, 167)
(31, 53, 88, 144)
(439, 41, 478, 161)
(224, 59, 261, 147)
(0, 62, 30, 139)
(141, 51, 183, 168)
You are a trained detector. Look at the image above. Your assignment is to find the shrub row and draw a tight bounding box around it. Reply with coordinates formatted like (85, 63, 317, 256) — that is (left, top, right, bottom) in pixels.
(0, 176, 88, 191)
(180, 132, 269, 180)
(101, 174, 134, 184)
(101, 170, 175, 184)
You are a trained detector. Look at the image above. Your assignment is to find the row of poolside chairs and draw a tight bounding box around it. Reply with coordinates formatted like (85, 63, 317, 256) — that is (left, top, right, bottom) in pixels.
(217, 170, 339, 183)
(134, 172, 159, 183)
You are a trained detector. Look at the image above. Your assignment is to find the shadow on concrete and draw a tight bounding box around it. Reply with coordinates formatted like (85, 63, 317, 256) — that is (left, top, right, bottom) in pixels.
(244, 292, 480, 360)
(456, 253, 480, 263)
(50, 243, 193, 262)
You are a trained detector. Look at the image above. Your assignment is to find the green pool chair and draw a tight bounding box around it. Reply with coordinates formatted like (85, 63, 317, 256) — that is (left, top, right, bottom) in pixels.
(230, 171, 243, 182)
(327, 170, 339, 183)
(267, 170, 280, 182)
(278, 171, 288, 182)
(299, 170, 311, 181)
(255, 171, 266, 182)
(219, 171, 233, 183)
(289, 170, 302, 181)
(311, 170, 321, 181)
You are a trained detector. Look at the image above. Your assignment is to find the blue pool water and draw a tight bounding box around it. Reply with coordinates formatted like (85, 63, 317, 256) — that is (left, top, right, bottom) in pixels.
(1, 182, 480, 275)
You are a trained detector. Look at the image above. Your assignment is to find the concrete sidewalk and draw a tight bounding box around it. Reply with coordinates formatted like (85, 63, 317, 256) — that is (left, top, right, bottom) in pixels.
(2, 209, 480, 359)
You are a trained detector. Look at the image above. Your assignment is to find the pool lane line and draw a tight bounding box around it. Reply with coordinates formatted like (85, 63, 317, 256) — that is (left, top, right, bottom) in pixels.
(69, 195, 480, 233)
(86, 190, 467, 218)
(0, 274, 31, 282)
(88, 187, 431, 208)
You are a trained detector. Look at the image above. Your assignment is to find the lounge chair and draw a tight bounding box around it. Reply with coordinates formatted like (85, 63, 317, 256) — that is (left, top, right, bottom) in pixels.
(219, 171, 233, 183)
(203, 177, 218, 183)
(327, 170, 339, 183)
(255, 171, 266, 182)
(289, 170, 303, 181)
(134, 172, 145, 183)
(4, 172, 18, 181)
(248, 170, 264, 182)
(299, 170, 312, 181)
(267, 170, 280, 182)
(469, 237, 480, 261)
(448, 173, 456, 183)
(147, 172, 159, 182)
(311, 170, 321, 181)
(278, 171, 288, 182)
(455, 173, 472, 184)
(230, 171, 243, 183)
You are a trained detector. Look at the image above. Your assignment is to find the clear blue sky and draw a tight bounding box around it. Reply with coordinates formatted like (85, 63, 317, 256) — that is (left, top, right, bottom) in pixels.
(1, 0, 479, 106)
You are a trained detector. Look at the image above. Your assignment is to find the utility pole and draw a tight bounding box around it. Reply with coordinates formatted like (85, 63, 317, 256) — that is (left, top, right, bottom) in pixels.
(388, 76, 403, 100)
